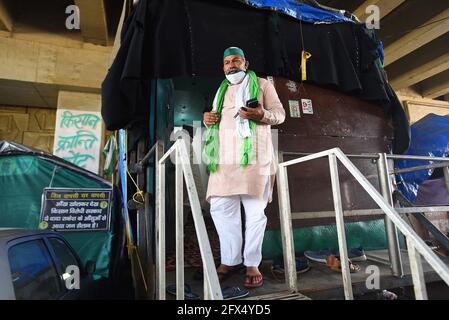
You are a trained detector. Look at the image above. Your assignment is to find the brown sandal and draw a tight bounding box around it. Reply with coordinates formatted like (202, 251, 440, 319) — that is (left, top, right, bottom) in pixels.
(244, 274, 264, 288)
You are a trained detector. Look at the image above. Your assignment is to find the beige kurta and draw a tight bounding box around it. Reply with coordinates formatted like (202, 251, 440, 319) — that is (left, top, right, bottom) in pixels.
(206, 77, 286, 202)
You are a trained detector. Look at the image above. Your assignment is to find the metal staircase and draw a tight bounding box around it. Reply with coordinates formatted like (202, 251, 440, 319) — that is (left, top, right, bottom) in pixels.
(151, 138, 449, 300)
(276, 148, 449, 300)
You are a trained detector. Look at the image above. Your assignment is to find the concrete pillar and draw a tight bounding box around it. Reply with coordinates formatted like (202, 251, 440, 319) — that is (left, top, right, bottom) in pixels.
(54, 91, 104, 174)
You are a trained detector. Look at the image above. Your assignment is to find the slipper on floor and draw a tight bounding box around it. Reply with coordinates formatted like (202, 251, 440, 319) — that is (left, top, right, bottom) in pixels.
(271, 256, 311, 275)
(222, 286, 249, 300)
(244, 274, 264, 288)
(326, 255, 360, 273)
(166, 283, 201, 300)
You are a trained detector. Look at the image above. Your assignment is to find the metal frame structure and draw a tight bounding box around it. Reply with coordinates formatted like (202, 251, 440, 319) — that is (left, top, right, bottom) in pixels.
(146, 138, 449, 300)
(155, 139, 223, 300)
(277, 148, 449, 300)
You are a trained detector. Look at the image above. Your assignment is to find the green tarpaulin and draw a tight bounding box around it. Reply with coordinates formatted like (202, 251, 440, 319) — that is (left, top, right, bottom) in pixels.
(0, 147, 121, 280)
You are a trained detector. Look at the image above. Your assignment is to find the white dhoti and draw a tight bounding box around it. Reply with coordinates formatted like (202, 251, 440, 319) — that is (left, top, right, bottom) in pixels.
(210, 181, 269, 267)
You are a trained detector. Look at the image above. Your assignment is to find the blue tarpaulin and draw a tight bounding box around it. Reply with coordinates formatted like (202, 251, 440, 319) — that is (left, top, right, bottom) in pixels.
(395, 114, 449, 203)
(239, 0, 355, 24)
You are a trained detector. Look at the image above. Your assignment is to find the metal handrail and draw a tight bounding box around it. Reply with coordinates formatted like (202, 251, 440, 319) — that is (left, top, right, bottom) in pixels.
(290, 206, 449, 220)
(277, 147, 449, 300)
(155, 139, 223, 300)
(282, 151, 449, 162)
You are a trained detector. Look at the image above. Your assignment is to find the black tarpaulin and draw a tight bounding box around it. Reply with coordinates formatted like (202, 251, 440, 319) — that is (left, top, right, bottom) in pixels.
(101, 0, 410, 153)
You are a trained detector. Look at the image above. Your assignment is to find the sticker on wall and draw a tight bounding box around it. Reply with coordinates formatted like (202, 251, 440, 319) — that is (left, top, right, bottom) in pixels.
(288, 100, 301, 118)
(301, 99, 314, 114)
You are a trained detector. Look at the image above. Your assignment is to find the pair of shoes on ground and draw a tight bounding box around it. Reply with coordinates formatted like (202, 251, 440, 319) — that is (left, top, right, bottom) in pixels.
(325, 255, 361, 273)
(304, 246, 367, 263)
(166, 283, 200, 300)
(270, 256, 310, 281)
(222, 286, 249, 299)
(166, 283, 249, 300)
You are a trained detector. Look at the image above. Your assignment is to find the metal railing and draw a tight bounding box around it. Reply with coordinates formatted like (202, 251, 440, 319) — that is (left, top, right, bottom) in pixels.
(155, 139, 223, 300)
(277, 148, 449, 300)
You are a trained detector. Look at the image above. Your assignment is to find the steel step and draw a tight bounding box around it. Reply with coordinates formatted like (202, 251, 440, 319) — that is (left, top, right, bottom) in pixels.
(239, 290, 311, 300)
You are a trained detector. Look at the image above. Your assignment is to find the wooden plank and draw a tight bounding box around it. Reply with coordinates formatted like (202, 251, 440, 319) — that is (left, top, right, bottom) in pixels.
(354, 0, 405, 21)
(384, 8, 449, 66)
(422, 69, 449, 99)
(0, 0, 12, 32)
(390, 52, 449, 90)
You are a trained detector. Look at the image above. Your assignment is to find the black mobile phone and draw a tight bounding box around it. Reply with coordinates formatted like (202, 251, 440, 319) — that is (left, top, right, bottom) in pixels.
(246, 98, 259, 109)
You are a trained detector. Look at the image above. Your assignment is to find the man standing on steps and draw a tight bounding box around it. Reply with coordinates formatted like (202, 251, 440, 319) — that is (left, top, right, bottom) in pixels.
(203, 47, 285, 288)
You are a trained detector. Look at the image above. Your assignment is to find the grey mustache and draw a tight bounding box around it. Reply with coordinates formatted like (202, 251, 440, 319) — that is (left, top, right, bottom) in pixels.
(226, 68, 242, 75)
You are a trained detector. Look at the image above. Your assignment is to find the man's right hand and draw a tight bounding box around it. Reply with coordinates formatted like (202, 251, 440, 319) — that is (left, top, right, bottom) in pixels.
(203, 111, 219, 126)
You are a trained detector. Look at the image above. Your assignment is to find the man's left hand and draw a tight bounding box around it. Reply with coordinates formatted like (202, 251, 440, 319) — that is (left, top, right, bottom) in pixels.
(239, 103, 264, 121)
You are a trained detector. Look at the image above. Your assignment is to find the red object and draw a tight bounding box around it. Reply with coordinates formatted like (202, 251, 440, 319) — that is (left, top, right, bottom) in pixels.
(244, 274, 264, 288)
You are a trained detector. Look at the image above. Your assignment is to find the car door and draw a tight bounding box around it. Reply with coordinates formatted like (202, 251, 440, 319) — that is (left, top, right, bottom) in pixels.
(45, 236, 94, 300)
(8, 238, 65, 300)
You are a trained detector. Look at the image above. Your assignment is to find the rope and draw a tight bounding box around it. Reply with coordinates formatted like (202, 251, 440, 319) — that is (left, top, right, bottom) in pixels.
(126, 243, 148, 292)
(127, 170, 145, 205)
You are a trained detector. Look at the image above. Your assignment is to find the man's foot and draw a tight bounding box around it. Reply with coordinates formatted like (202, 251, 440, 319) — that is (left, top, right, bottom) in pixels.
(216, 264, 245, 282)
(244, 266, 263, 288)
(217, 264, 231, 281)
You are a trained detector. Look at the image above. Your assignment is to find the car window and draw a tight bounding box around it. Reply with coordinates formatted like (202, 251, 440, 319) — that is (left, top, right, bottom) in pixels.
(48, 238, 79, 273)
(8, 240, 61, 300)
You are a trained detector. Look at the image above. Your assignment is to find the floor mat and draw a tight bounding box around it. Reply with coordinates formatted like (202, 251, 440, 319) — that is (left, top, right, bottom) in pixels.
(166, 223, 221, 271)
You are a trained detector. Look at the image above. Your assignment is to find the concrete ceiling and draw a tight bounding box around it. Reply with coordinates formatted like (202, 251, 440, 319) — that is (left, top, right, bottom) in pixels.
(0, 79, 100, 109)
(0, 0, 121, 109)
(0, 0, 448, 109)
(0, 0, 123, 43)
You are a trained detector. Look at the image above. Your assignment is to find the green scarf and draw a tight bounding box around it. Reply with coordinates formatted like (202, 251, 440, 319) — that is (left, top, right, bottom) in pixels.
(204, 70, 259, 173)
